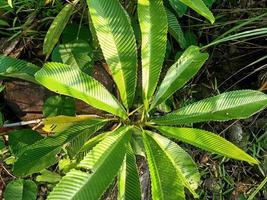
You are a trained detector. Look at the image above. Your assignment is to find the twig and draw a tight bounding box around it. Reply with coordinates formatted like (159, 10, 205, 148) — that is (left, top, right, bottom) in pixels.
(2, 119, 42, 128)
(0, 163, 16, 179)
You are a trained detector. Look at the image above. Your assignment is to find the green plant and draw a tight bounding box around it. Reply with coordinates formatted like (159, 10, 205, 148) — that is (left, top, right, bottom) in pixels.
(1, 0, 267, 199)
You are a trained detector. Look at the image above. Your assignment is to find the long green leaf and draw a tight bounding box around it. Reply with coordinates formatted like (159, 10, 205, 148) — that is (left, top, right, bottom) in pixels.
(151, 46, 208, 109)
(118, 144, 141, 200)
(142, 130, 185, 200)
(152, 90, 267, 125)
(149, 132, 200, 197)
(203, 28, 267, 49)
(0, 55, 39, 83)
(248, 176, 267, 200)
(179, 0, 215, 24)
(13, 118, 106, 177)
(156, 126, 259, 164)
(138, 0, 168, 109)
(43, 3, 74, 58)
(86, 0, 137, 110)
(166, 9, 186, 49)
(35, 63, 127, 119)
(47, 126, 131, 200)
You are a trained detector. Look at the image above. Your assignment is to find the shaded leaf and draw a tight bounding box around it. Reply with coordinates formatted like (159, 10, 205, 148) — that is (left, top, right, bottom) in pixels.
(0, 55, 39, 83)
(156, 126, 259, 164)
(166, 9, 186, 49)
(203, 0, 216, 8)
(43, 3, 74, 58)
(168, 0, 187, 17)
(152, 90, 267, 125)
(43, 95, 75, 117)
(62, 24, 91, 43)
(4, 179, 37, 200)
(131, 129, 145, 157)
(184, 31, 198, 48)
(58, 40, 93, 73)
(35, 63, 127, 119)
(0, 137, 5, 150)
(0, 112, 3, 127)
(9, 129, 43, 156)
(0, 19, 9, 26)
(13, 118, 106, 176)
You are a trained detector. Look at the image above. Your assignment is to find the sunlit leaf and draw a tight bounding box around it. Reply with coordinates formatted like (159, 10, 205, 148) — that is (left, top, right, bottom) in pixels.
(87, 0, 138, 109)
(156, 126, 259, 164)
(142, 130, 185, 200)
(36, 169, 61, 183)
(35, 63, 127, 119)
(42, 115, 98, 133)
(151, 46, 208, 109)
(138, 0, 168, 109)
(152, 90, 267, 125)
(149, 132, 200, 196)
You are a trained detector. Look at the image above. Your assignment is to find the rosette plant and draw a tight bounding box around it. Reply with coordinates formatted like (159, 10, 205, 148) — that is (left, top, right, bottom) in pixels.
(1, 0, 267, 199)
